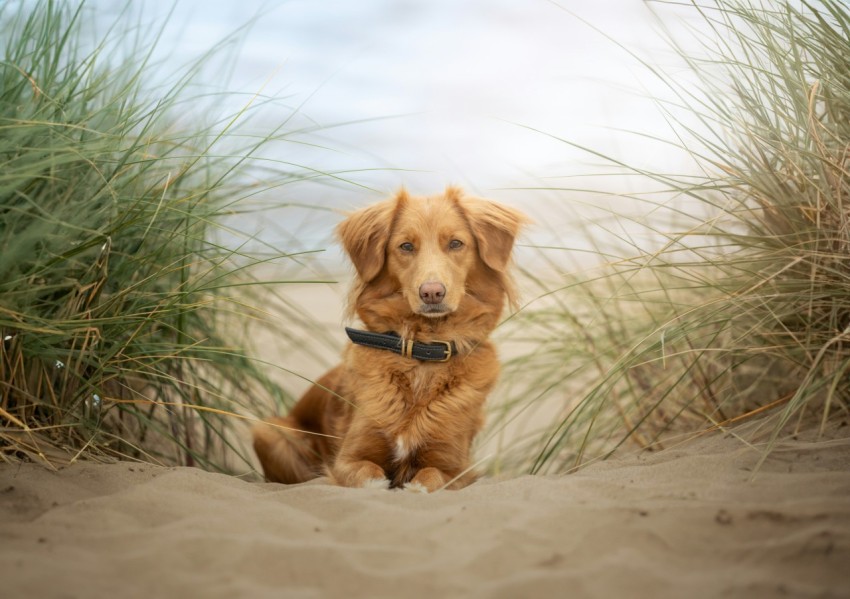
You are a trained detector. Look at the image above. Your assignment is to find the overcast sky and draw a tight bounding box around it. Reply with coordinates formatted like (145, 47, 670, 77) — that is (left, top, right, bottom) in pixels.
(92, 0, 708, 256)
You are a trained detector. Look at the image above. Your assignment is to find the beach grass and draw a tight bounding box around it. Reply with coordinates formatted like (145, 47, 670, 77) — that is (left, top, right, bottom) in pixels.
(0, 1, 337, 472)
(488, 0, 850, 475)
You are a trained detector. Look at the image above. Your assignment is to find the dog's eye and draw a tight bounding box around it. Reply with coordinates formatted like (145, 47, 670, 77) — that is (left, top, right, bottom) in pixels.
(449, 239, 464, 250)
(399, 242, 415, 252)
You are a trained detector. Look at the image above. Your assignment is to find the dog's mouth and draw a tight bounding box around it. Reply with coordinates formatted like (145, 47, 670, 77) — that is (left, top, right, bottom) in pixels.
(417, 303, 452, 317)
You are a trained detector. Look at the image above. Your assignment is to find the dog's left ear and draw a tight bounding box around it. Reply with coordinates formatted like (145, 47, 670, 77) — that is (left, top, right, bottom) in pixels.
(459, 196, 529, 272)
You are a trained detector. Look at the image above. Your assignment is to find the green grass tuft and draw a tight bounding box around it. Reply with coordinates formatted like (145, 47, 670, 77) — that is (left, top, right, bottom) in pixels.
(0, 1, 332, 472)
(490, 0, 850, 475)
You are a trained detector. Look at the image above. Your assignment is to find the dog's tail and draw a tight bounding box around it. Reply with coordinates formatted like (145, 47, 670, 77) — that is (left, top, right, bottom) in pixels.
(252, 417, 324, 484)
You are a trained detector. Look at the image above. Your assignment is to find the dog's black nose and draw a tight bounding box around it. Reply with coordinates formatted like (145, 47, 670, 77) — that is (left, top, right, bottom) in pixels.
(419, 282, 446, 304)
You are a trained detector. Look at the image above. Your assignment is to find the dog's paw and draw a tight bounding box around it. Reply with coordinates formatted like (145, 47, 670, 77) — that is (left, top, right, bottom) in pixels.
(402, 481, 430, 494)
(360, 477, 391, 490)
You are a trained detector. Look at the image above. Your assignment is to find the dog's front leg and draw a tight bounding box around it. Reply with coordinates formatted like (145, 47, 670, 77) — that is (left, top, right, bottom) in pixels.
(405, 467, 453, 493)
(405, 458, 478, 493)
(329, 416, 390, 489)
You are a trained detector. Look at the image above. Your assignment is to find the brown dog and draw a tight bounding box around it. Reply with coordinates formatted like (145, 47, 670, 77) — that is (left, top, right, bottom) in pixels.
(252, 187, 527, 492)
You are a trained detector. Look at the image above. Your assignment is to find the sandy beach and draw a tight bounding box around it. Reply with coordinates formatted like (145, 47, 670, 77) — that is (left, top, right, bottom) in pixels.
(2, 416, 848, 599)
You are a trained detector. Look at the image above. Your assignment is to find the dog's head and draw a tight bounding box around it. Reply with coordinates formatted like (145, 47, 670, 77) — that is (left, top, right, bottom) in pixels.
(337, 187, 527, 320)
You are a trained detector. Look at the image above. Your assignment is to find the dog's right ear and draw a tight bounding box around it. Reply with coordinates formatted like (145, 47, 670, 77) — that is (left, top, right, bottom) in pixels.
(336, 191, 406, 282)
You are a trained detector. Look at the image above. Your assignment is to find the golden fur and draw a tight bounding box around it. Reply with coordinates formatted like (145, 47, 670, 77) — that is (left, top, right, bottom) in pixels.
(252, 187, 527, 492)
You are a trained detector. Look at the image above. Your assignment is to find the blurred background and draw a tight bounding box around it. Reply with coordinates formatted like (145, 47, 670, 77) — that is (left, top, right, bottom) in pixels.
(94, 0, 705, 259)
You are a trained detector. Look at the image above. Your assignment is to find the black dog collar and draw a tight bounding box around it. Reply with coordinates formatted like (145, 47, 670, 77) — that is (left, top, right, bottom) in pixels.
(345, 327, 457, 362)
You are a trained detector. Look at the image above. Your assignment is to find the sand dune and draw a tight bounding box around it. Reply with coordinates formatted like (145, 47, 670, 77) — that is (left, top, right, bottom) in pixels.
(2, 418, 849, 598)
